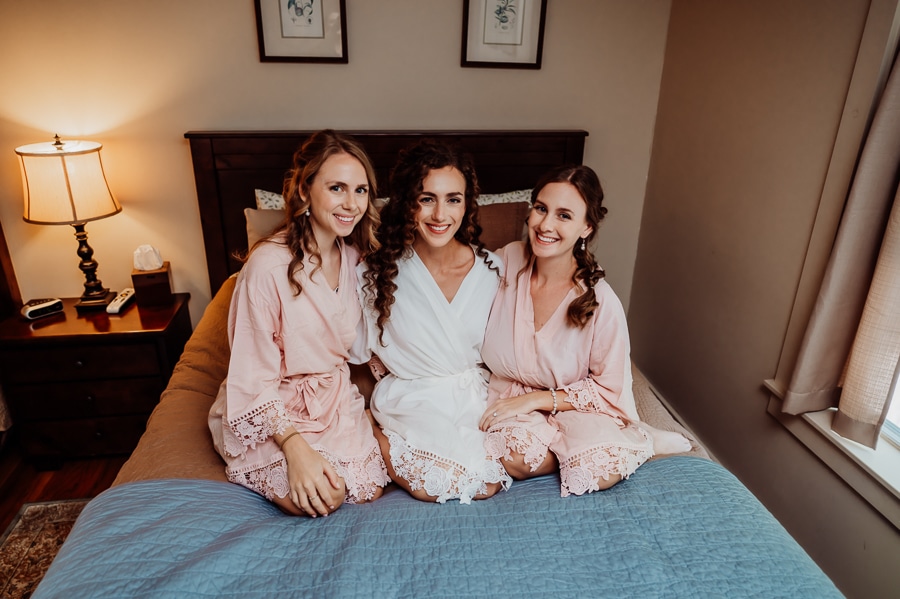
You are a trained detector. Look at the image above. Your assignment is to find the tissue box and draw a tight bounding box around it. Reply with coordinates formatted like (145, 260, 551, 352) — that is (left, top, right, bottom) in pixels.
(131, 261, 174, 307)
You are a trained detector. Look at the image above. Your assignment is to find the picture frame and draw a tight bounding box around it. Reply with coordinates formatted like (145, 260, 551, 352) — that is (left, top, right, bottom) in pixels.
(254, 0, 348, 63)
(461, 0, 547, 69)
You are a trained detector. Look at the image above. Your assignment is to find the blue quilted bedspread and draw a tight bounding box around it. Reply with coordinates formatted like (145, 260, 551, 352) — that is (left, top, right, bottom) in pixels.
(34, 457, 839, 598)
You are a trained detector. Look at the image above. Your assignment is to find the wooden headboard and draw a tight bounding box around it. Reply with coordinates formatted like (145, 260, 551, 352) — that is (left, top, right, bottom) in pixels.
(185, 130, 588, 292)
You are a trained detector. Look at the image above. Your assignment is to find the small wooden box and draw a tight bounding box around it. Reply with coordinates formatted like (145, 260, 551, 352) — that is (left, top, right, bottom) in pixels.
(131, 261, 174, 307)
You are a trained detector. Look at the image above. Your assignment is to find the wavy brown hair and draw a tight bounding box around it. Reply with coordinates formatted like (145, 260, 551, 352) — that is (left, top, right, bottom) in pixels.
(363, 138, 495, 344)
(259, 129, 380, 296)
(525, 164, 607, 328)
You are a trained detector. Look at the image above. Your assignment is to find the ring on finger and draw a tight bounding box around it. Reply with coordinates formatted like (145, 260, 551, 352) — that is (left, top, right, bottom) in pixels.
(309, 495, 319, 501)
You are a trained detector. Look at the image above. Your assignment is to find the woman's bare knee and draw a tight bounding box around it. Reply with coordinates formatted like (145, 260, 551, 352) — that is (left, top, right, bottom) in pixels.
(354, 486, 384, 504)
(594, 474, 622, 491)
(474, 481, 503, 500)
(272, 495, 305, 517)
(503, 450, 556, 480)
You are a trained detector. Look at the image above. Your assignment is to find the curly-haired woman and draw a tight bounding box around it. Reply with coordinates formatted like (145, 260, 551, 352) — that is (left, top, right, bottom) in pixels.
(355, 139, 511, 504)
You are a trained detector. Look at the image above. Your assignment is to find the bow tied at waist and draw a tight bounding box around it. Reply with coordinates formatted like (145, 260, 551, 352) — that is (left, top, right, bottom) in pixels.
(456, 367, 489, 390)
(284, 372, 335, 421)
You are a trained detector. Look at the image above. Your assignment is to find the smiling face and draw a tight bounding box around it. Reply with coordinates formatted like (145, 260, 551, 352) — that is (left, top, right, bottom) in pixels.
(412, 166, 468, 250)
(305, 152, 370, 246)
(528, 182, 593, 260)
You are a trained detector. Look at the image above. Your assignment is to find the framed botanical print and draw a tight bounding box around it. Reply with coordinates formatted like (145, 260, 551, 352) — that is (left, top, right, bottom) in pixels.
(254, 0, 348, 63)
(461, 0, 547, 69)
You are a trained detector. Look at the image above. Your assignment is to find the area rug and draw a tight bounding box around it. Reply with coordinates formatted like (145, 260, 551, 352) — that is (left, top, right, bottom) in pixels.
(0, 499, 88, 599)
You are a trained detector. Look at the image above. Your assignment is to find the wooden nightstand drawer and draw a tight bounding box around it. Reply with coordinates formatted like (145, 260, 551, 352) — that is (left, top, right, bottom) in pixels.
(0, 343, 160, 383)
(5, 377, 164, 420)
(18, 415, 151, 459)
(0, 294, 192, 465)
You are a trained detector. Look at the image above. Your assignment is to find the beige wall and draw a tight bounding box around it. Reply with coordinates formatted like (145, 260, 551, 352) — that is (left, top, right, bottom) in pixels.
(0, 0, 670, 325)
(630, 0, 900, 596)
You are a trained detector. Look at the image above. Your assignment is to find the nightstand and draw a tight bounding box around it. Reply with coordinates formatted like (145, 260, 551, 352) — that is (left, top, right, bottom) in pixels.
(0, 294, 191, 468)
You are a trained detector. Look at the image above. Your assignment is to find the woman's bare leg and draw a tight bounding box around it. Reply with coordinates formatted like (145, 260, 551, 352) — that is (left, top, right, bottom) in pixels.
(502, 449, 558, 480)
(372, 425, 439, 502)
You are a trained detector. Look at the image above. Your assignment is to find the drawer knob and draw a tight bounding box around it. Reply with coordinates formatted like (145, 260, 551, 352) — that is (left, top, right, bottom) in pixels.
(74, 360, 84, 368)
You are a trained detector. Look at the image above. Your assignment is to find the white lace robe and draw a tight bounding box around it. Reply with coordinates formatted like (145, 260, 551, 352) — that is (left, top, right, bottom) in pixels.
(355, 248, 511, 503)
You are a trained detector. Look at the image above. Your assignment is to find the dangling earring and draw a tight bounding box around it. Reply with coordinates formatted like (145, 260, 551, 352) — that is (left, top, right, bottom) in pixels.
(305, 209, 310, 217)
(580, 238, 586, 251)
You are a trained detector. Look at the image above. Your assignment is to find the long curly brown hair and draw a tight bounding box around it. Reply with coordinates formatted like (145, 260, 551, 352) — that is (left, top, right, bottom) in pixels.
(524, 164, 607, 328)
(265, 129, 381, 296)
(363, 138, 495, 344)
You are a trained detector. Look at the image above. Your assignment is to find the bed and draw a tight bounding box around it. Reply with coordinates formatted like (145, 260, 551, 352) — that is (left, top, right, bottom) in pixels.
(33, 130, 839, 598)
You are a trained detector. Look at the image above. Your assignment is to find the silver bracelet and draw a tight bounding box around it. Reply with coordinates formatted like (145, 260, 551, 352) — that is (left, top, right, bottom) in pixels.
(550, 388, 558, 415)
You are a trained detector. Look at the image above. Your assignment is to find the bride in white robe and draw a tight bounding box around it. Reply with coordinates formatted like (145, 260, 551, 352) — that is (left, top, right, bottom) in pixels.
(354, 139, 512, 504)
(356, 249, 510, 503)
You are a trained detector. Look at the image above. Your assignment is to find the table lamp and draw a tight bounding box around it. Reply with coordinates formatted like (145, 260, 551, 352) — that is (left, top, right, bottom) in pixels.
(15, 135, 121, 312)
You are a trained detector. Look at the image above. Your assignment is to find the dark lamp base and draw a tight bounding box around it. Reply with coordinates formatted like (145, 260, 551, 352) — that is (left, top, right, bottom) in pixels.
(75, 290, 116, 313)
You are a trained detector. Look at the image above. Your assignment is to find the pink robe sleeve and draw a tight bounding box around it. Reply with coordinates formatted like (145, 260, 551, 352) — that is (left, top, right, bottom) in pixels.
(221, 264, 292, 456)
(558, 283, 640, 424)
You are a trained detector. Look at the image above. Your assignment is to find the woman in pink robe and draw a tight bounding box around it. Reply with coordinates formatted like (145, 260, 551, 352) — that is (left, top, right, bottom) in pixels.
(209, 130, 390, 517)
(480, 164, 687, 496)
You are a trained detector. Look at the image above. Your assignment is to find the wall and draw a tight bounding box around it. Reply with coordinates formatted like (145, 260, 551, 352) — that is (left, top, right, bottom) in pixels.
(629, 0, 900, 596)
(0, 0, 670, 325)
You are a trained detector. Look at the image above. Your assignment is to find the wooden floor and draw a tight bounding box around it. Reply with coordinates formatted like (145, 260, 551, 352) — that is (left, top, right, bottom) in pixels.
(0, 430, 127, 535)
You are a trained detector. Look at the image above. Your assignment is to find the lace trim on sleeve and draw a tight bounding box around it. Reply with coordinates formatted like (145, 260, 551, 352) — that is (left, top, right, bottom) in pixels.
(222, 398, 291, 458)
(559, 379, 626, 426)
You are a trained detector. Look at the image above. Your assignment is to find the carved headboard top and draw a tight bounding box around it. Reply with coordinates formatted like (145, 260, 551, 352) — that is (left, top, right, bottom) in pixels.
(185, 129, 588, 292)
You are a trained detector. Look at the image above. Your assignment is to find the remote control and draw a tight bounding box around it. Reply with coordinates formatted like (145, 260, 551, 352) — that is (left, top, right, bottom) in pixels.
(106, 288, 136, 314)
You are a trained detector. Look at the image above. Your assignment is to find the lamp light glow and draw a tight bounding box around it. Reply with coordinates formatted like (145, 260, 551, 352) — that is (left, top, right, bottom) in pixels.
(15, 135, 121, 311)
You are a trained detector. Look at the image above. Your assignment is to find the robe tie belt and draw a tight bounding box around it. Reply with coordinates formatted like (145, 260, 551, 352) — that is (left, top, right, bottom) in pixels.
(399, 367, 489, 392)
(285, 372, 335, 421)
(456, 367, 489, 390)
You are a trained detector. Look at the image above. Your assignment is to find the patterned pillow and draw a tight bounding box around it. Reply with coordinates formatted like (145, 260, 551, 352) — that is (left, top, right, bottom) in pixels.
(254, 188, 532, 209)
(477, 189, 532, 206)
(255, 189, 284, 210)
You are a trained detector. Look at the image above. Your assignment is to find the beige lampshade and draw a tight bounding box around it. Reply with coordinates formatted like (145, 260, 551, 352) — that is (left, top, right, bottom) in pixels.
(15, 137, 121, 225)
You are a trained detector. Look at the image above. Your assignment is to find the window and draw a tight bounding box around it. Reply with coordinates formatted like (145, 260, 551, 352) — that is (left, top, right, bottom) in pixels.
(885, 374, 900, 449)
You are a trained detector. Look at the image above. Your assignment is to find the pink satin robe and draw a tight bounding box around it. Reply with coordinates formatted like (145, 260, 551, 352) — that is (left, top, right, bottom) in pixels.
(482, 242, 654, 496)
(208, 236, 389, 502)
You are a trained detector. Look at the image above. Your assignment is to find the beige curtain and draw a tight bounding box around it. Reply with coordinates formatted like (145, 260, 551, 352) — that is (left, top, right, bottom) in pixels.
(782, 51, 900, 448)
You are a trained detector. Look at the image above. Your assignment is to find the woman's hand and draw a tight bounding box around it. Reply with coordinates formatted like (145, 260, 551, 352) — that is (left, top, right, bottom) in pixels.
(279, 431, 345, 517)
(479, 392, 546, 431)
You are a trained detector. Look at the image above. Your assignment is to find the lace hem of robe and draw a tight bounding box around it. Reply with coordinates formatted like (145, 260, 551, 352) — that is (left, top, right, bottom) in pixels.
(226, 444, 390, 503)
(385, 431, 512, 504)
(486, 424, 551, 472)
(558, 441, 653, 496)
(222, 398, 291, 458)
